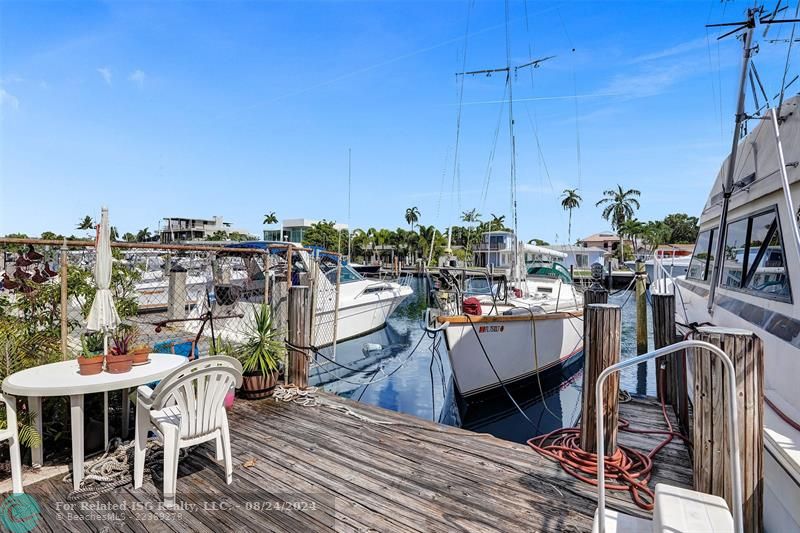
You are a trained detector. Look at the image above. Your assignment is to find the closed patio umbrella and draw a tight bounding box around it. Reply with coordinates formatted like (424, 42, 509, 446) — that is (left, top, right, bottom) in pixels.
(86, 207, 120, 354)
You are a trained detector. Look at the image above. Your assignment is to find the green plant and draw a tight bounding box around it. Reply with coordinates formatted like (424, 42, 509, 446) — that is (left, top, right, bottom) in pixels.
(81, 332, 105, 357)
(237, 304, 285, 375)
(110, 325, 137, 355)
(0, 319, 59, 448)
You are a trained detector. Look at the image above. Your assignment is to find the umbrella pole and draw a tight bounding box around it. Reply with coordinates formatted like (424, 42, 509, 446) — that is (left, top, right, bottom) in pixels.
(103, 329, 109, 449)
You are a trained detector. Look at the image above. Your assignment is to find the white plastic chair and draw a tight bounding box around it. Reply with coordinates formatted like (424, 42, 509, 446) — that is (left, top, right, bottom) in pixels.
(133, 356, 243, 506)
(1, 394, 23, 493)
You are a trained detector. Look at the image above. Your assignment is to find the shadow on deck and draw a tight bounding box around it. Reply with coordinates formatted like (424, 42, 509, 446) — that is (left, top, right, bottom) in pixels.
(18, 393, 690, 532)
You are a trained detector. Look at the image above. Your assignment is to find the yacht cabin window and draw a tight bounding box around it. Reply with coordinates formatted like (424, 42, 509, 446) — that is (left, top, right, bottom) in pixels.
(720, 218, 748, 288)
(720, 206, 791, 301)
(687, 229, 715, 281)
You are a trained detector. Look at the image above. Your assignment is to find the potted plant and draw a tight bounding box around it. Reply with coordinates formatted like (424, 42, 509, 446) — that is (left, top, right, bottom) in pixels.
(106, 326, 134, 374)
(130, 343, 150, 365)
(78, 332, 105, 375)
(237, 304, 285, 399)
(126, 326, 150, 365)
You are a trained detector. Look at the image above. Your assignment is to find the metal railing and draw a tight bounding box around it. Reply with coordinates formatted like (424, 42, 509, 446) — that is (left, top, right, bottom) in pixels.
(594, 340, 744, 533)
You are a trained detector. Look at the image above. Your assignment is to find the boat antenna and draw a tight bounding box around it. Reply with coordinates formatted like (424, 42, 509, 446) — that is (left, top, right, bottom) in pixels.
(706, 5, 800, 313)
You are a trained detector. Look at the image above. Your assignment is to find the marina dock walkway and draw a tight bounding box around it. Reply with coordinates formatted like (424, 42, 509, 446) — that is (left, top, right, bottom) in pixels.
(22, 393, 691, 532)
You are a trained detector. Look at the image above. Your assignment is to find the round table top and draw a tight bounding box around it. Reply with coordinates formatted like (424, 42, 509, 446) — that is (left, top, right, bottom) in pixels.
(1, 354, 187, 397)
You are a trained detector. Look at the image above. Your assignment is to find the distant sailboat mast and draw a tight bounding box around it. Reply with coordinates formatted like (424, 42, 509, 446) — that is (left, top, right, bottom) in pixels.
(347, 148, 352, 261)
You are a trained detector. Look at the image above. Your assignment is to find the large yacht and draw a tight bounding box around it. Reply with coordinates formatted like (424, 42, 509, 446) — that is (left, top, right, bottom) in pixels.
(669, 95, 800, 532)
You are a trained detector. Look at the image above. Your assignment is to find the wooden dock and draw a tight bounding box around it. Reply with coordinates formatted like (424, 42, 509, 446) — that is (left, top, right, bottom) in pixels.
(21, 393, 691, 532)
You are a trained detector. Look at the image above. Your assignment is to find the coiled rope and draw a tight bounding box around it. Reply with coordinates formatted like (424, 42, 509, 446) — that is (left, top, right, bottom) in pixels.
(62, 437, 191, 502)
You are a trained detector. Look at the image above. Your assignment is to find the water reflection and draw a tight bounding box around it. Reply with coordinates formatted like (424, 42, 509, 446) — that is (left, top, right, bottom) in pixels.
(310, 279, 655, 446)
(310, 276, 452, 422)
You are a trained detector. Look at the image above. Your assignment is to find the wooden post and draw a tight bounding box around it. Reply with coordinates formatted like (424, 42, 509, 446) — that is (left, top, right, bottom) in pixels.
(584, 285, 608, 306)
(60, 242, 69, 360)
(285, 244, 294, 289)
(166, 264, 188, 320)
(693, 327, 763, 533)
(651, 292, 677, 406)
(287, 285, 311, 389)
(635, 260, 648, 355)
(331, 256, 342, 359)
(580, 304, 621, 454)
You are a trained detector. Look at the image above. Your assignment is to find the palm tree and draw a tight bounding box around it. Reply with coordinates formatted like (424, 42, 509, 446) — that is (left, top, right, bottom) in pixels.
(560, 189, 582, 244)
(488, 213, 506, 232)
(619, 218, 645, 257)
(595, 185, 641, 261)
(76, 215, 94, 231)
(122, 232, 136, 243)
(404, 207, 420, 233)
(263, 212, 278, 225)
(109, 226, 119, 241)
(461, 208, 481, 261)
(135, 227, 152, 243)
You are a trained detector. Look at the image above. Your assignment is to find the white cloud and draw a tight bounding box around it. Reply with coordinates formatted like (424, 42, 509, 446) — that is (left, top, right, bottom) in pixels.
(97, 67, 112, 85)
(0, 88, 19, 109)
(128, 69, 146, 88)
(628, 37, 709, 65)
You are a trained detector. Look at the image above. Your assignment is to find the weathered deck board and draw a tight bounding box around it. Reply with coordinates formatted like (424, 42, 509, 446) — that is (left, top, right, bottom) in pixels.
(19, 393, 691, 532)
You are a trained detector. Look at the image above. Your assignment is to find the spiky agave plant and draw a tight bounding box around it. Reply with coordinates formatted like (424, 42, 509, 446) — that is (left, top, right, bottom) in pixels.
(237, 304, 285, 375)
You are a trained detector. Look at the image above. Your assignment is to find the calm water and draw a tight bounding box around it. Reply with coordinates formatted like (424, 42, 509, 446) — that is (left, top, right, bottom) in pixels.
(309, 278, 655, 444)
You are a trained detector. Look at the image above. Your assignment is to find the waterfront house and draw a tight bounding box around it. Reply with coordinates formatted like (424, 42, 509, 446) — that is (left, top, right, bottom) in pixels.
(263, 218, 348, 244)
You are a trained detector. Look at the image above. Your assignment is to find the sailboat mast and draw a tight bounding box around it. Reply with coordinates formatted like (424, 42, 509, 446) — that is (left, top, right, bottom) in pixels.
(504, 0, 521, 286)
(347, 148, 352, 261)
(707, 12, 755, 313)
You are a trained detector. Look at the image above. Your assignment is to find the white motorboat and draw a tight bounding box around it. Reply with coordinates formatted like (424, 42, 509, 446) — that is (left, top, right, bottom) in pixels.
(186, 245, 412, 347)
(665, 94, 800, 532)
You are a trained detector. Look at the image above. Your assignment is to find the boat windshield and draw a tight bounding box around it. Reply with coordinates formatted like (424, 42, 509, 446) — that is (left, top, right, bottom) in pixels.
(318, 256, 364, 284)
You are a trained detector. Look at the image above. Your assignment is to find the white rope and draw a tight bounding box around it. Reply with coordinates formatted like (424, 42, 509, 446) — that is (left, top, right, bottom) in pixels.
(62, 437, 190, 501)
(273, 385, 319, 406)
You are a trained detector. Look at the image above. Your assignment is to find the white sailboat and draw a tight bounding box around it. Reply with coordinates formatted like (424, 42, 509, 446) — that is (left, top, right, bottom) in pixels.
(434, 235, 583, 397)
(429, 15, 582, 398)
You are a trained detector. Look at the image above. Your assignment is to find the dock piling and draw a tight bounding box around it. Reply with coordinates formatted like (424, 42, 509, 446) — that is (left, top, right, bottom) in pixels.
(288, 283, 312, 389)
(693, 327, 763, 533)
(635, 260, 648, 355)
(651, 292, 681, 410)
(580, 303, 621, 454)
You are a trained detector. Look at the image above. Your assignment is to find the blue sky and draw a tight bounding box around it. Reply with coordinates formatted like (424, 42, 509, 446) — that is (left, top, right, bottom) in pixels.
(1, 0, 798, 243)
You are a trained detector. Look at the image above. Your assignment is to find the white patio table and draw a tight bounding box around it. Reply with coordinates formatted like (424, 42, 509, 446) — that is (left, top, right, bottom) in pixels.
(1, 354, 187, 490)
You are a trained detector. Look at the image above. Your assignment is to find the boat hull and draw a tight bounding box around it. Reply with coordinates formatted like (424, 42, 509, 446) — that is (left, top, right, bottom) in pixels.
(441, 312, 584, 397)
(312, 285, 413, 346)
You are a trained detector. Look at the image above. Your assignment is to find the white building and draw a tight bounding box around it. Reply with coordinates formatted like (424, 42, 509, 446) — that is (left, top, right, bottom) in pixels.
(548, 244, 607, 271)
(160, 216, 249, 243)
(473, 231, 566, 272)
(263, 218, 348, 244)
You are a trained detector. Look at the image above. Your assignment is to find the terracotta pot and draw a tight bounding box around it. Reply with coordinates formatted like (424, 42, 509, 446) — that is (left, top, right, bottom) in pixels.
(131, 347, 150, 365)
(78, 355, 104, 376)
(239, 371, 277, 400)
(105, 353, 133, 374)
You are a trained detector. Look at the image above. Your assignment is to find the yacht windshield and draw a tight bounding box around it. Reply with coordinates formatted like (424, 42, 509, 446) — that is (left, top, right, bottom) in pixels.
(318, 257, 364, 284)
